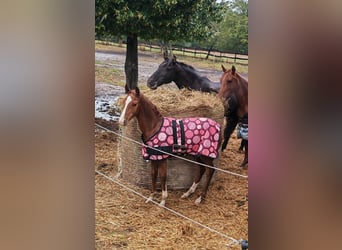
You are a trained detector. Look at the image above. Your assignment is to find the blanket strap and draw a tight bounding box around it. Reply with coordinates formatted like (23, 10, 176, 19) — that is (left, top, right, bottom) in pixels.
(172, 120, 178, 147)
(145, 145, 173, 156)
(178, 120, 186, 152)
(172, 120, 186, 152)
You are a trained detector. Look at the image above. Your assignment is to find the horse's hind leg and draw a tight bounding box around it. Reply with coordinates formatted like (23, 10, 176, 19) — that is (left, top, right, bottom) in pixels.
(146, 161, 158, 203)
(181, 159, 205, 199)
(239, 139, 247, 152)
(195, 157, 215, 205)
(240, 141, 248, 168)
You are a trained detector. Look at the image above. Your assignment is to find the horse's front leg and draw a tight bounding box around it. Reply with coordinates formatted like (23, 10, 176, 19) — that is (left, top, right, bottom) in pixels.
(146, 161, 158, 203)
(158, 160, 168, 207)
(222, 115, 238, 151)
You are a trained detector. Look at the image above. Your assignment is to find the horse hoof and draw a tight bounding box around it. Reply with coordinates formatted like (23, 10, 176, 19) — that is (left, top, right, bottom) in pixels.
(159, 200, 166, 207)
(240, 163, 248, 169)
(181, 193, 189, 199)
(195, 196, 202, 205)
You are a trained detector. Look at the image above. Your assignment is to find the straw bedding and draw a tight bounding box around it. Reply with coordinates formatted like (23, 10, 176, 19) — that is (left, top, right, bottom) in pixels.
(117, 88, 225, 190)
(95, 121, 248, 249)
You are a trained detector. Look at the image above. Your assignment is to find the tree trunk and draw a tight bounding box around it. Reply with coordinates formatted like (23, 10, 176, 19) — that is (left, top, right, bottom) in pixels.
(125, 34, 138, 89)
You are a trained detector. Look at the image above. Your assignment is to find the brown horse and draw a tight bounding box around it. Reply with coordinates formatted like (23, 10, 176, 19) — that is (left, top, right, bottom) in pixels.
(118, 87, 221, 207)
(218, 65, 248, 167)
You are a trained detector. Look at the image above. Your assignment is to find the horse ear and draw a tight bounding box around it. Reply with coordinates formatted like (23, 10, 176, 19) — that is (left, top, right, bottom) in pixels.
(221, 65, 227, 72)
(163, 51, 168, 60)
(135, 87, 140, 97)
(173, 55, 177, 62)
(124, 84, 130, 94)
(232, 65, 236, 75)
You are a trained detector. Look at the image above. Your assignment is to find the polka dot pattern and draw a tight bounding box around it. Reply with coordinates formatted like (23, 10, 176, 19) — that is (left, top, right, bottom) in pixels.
(142, 117, 221, 160)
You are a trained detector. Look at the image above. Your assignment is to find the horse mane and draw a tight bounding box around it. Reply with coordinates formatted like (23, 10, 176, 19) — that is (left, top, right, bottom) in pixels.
(176, 61, 210, 80)
(236, 72, 248, 84)
(139, 92, 163, 119)
(176, 61, 196, 71)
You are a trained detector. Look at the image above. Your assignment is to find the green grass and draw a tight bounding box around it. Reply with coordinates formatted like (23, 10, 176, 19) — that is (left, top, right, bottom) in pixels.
(95, 65, 150, 89)
(95, 66, 125, 86)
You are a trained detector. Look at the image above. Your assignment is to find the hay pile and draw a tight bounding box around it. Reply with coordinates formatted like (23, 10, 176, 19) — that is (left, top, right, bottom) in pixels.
(116, 88, 225, 190)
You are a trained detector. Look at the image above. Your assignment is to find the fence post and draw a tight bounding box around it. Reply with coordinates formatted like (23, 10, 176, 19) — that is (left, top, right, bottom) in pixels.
(234, 53, 237, 63)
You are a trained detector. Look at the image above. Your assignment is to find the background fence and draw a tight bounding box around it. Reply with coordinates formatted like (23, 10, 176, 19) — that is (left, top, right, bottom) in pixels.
(96, 40, 248, 66)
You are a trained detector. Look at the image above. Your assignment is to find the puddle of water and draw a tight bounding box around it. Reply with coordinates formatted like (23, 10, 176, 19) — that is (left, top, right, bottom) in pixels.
(95, 95, 120, 121)
(95, 83, 124, 121)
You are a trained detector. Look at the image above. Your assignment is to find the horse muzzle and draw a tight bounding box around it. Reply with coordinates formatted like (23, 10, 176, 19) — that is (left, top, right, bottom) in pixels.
(147, 78, 158, 89)
(147, 82, 158, 90)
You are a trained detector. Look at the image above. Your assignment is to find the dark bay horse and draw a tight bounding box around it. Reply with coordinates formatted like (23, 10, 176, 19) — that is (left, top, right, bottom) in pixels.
(218, 65, 248, 167)
(118, 87, 221, 207)
(147, 55, 220, 93)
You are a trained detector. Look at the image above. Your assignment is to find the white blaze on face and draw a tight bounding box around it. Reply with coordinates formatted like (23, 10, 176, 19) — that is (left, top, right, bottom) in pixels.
(118, 96, 132, 126)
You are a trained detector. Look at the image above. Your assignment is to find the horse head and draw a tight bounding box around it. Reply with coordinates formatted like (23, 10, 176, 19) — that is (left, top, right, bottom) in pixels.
(218, 65, 248, 118)
(119, 87, 141, 126)
(217, 65, 239, 100)
(147, 55, 178, 89)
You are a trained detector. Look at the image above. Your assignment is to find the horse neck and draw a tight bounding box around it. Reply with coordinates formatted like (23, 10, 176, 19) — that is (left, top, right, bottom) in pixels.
(235, 74, 248, 117)
(173, 64, 203, 89)
(136, 95, 163, 141)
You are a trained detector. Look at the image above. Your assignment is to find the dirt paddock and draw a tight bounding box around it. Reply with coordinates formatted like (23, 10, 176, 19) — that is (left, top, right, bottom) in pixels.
(95, 118, 248, 249)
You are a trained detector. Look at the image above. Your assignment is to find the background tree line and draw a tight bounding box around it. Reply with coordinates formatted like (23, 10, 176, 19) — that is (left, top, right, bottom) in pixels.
(95, 0, 248, 89)
(96, 0, 248, 54)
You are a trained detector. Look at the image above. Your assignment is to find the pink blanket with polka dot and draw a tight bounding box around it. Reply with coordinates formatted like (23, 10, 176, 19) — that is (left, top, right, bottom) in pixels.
(142, 117, 221, 160)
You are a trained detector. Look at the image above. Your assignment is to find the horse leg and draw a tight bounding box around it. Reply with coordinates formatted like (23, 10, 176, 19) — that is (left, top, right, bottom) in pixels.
(221, 115, 238, 151)
(195, 156, 215, 205)
(239, 139, 247, 152)
(146, 161, 158, 203)
(158, 160, 168, 207)
(181, 160, 205, 199)
(240, 141, 248, 168)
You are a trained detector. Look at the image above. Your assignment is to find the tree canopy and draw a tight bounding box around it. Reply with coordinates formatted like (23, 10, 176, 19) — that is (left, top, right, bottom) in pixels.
(216, 0, 248, 54)
(96, 0, 225, 43)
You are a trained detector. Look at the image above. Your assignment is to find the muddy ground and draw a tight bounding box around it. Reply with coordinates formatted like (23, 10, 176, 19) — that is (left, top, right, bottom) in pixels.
(95, 50, 248, 249)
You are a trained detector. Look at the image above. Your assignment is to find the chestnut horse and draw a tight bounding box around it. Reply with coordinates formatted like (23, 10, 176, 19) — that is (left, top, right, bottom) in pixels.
(118, 87, 221, 207)
(147, 57, 246, 152)
(147, 55, 220, 93)
(218, 65, 248, 167)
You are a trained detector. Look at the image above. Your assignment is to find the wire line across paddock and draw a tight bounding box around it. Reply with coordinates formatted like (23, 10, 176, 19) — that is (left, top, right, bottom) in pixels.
(95, 169, 243, 248)
(95, 123, 248, 179)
